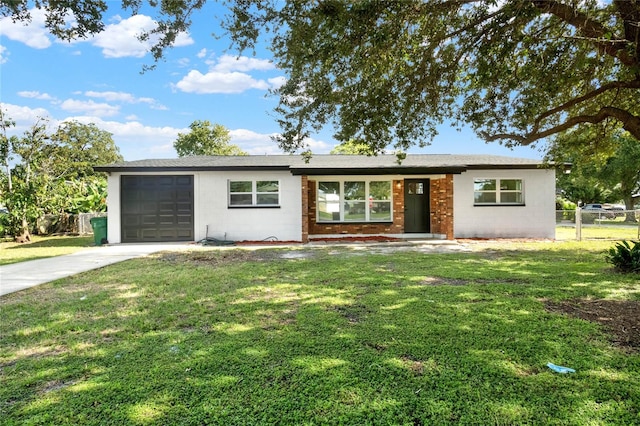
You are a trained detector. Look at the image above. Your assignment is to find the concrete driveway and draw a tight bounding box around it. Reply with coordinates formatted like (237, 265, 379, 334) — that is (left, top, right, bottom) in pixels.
(0, 243, 191, 297)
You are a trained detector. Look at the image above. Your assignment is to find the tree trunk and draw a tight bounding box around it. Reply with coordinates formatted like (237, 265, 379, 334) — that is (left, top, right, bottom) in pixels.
(14, 218, 32, 243)
(623, 196, 637, 223)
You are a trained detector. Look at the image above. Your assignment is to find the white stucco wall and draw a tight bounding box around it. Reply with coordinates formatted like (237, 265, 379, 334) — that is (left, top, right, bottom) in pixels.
(453, 168, 556, 239)
(105, 171, 302, 244)
(197, 171, 302, 242)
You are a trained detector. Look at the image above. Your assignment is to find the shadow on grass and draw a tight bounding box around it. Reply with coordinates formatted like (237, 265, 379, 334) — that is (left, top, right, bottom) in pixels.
(0, 235, 94, 266)
(1, 245, 639, 424)
(3, 235, 94, 250)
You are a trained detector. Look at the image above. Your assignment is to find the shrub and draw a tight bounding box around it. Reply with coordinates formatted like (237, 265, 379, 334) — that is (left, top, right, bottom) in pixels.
(606, 240, 640, 273)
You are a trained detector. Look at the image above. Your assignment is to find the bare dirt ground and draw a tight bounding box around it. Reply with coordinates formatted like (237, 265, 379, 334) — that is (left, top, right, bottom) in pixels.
(545, 299, 640, 352)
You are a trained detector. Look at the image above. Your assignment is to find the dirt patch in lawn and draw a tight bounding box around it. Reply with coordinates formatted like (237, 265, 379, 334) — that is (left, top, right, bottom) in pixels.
(545, 299, 640, 352)
(155, 248, 314, 266)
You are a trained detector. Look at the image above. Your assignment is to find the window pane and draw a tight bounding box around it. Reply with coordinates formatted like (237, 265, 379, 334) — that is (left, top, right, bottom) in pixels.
(318, 182, 340, 221)
(257, 181, 278, 192)
(345, 201, 366, 221)
(344, 181, 365, 200)
(500, 179, 522, 191)
(474, 179, 496, 191)
(474, 192, 496, 204)
(230, 181, 252, 192)
(370, 201, 391, 221)
(230, 194, 252, 205)
(257, 194, 279, 205)
(370, 181, 391, 200)
(500, 192, 523, 204)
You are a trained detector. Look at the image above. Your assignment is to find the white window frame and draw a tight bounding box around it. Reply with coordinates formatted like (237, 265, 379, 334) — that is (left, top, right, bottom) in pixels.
(473, 178, 524, 206)
(317, 179, 393, 222)
(228, 179, 280, 207)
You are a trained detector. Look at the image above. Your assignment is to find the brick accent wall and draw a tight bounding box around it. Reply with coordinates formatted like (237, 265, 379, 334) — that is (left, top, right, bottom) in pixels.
(430, 175, 454, 239)
(305, 177, 454, 239)
(307, 180, 405, 235)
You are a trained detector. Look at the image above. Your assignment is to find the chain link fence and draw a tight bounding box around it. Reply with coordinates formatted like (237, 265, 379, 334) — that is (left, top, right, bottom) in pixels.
(556, 209, 640, 241)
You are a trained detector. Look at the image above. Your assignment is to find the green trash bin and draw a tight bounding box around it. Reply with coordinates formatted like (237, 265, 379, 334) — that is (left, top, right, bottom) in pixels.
(90, 216, 108, 246)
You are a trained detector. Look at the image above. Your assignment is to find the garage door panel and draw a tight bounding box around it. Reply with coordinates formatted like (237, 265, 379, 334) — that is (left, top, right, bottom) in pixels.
(176, 214, 193, 225)
(121, 175, 194, 243)
(141, 215, 159, 225)
(176, 202, 192, 212)
(175, 176, 192, 185)
(122, 215, 141, 226)
(158, 202, 178, 213)
(176, 191, 192, 201)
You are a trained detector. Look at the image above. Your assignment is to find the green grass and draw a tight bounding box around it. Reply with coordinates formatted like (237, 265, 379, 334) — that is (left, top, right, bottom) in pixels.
(556, 225, 639, 241)
(0, 236, 95, 265)
(1, 241, 639, 425)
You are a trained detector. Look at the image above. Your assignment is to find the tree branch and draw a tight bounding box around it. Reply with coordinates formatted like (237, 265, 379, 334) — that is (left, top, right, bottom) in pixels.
(483, 106, 640, 145)
(531, 0, 636, 66)
(531, 79, 640, 134)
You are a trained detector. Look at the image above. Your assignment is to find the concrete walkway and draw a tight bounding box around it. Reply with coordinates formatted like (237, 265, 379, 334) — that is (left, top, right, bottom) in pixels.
(0, 244, 190, 297)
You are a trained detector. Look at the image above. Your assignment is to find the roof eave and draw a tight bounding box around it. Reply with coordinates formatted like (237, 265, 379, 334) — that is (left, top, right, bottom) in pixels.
(289, 166, 469, 175)
(93, 165, 292, 173)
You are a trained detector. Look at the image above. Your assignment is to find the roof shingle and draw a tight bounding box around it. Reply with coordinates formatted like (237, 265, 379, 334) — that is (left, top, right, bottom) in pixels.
(94, 154, 546, 174)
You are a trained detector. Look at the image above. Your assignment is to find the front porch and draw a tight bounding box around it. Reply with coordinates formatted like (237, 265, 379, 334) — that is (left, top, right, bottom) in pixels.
(301, 175, 454, 243)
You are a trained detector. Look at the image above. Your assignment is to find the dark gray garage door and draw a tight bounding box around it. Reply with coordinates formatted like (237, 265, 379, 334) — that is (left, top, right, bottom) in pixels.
(121, 175, 194, 243)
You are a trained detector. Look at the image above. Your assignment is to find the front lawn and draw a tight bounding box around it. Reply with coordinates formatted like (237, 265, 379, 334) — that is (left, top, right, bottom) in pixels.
(1, 241, 639, 425)
(0, 235, 94, 265)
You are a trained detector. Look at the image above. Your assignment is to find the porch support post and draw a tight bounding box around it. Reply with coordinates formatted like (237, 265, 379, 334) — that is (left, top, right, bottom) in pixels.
(430, 174, 455, 240)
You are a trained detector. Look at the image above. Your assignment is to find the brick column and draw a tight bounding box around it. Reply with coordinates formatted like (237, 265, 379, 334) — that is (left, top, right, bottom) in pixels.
(430, 175, 454, 240)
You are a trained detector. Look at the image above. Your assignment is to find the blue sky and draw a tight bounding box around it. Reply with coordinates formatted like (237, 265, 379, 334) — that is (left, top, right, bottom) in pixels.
(0, 3, 546, 161)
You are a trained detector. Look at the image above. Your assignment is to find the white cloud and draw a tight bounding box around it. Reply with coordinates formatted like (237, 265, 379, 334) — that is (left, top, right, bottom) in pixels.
(0, 8, 52, 49)
(60, 99, 120, 117)
(83, 91, 167, 110)
(0, 45, 8, 64)
(17, 91, 56, 101)
(228, 129, 333, 155)
(303, 137, 332, 153)
(0, 103, 333, 160)
(0, 103, 56, 136)
(90, 14, 193, 58)
(60, 115, 186, 158)
(229, 128, 280, 154)
(197, 48, 208, 59)
(84, 91, 138, 103)
(268, 76, 287, 90)
(174, 54, 283, 94)
(211, 55, 274, 73)
(174, 70, 271, 94)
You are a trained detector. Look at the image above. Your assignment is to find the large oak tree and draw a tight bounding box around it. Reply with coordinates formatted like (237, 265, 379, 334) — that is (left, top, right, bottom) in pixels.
(3, 0, 640, 154)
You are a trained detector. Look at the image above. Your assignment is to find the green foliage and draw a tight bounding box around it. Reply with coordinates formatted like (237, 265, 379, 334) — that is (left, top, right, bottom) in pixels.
(0, 115, 121, 238)
(551, 130, 640, 209)
(58, 177, 108, 214)
(606, 240, 640, 273)
(330, 139, 376, 155)
(222, 1, 640, 153)
(174, 120, 247, 156)
(48, 120, 123, 179)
